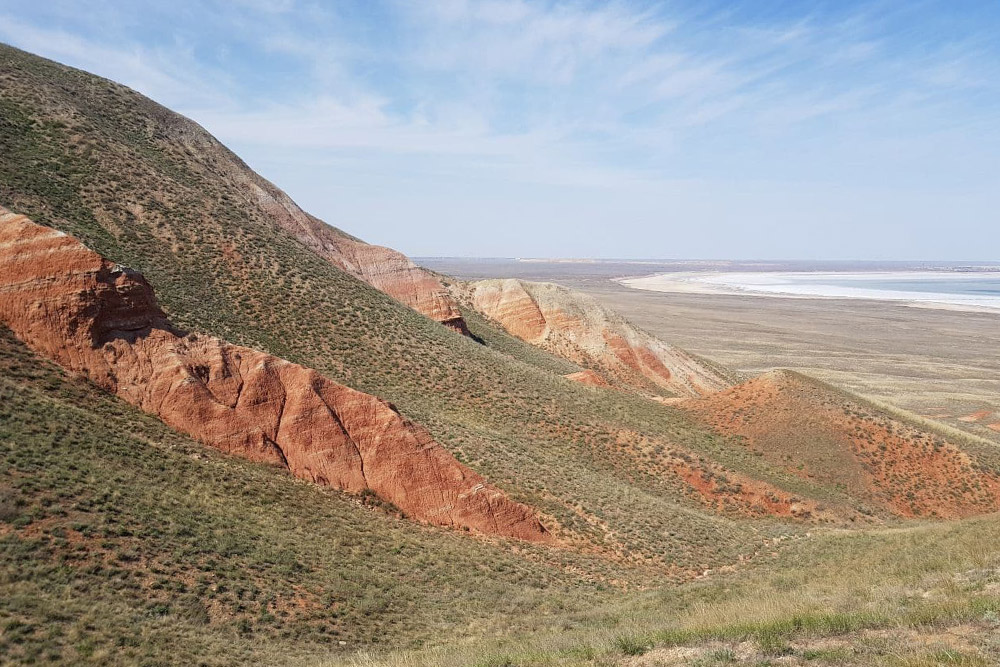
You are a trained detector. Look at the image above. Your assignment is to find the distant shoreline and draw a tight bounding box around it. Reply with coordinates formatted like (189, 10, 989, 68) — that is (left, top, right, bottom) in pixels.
(619, 270, 1000, 313)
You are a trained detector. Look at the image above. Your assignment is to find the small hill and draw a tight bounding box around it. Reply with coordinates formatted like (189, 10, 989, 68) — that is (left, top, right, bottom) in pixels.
(681, 370, 1000, 518)
(460, 278, 732, 397)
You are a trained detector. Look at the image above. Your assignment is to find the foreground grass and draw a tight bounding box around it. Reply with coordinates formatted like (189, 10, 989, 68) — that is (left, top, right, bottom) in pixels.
(0, 329, 635, 665)
(327, 517, 1000, 666)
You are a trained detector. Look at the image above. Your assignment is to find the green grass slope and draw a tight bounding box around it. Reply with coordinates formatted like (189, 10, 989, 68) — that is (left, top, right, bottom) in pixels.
(2, 43, 1000, 667)
(4, 324, 1000, 666)
(0, 327, 624, 664)
(0, 43, 861, 567)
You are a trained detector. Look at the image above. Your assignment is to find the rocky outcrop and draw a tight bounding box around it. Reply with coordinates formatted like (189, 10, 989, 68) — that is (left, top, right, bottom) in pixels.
(0, 207, 545, 541)
(462, 279, 730, 397)
(236, 178, 470, 335)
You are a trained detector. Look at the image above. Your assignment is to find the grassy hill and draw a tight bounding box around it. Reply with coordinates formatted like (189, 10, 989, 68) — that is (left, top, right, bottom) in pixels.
(0, 42, 855, 567)
(5, 326, 1000, 666)
(0, 327, 624, 664)
(2, 43, 1000, 666)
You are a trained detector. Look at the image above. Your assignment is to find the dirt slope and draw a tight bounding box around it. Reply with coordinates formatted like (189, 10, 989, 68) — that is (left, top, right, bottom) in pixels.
(682, 370, 1000, 518)
(0, 207, 546, 540)
(461, 279, 731, 396)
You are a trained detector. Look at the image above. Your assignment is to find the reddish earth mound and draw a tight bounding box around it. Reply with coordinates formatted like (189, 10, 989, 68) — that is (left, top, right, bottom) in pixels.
(564, 370, 611, 387)
(240, 177, 469, 335)
(682, 371, 1000, 519)
(613, 431, 842, 522)
(462, 279, 730, 397)
(0, 207, 546, 541)
(671, 459, 823, 520)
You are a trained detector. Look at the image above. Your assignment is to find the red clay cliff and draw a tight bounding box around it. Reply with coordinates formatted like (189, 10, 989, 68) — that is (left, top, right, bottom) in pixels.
(0, 207, 546, 541)
(462, 279, 730, 397)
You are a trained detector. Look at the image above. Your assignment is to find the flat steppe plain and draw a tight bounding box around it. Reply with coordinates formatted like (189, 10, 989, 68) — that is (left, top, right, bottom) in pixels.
(424, 258, 1000, 443)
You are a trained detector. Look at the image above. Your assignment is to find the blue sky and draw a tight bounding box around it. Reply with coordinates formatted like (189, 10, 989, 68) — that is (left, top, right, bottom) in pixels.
(1, 1, 999, 259)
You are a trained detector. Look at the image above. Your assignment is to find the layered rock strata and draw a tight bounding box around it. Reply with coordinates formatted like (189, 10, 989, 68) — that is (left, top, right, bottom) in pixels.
(464, 279, 730, 397)
(0, 208, 546, 541)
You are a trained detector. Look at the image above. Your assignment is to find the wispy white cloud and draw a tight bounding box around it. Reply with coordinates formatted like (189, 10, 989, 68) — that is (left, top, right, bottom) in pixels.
(2, 0, 999, 257)
(195, 96, 552, 158)
(0, 13, 232, 108)
(406, 0, 670, 84)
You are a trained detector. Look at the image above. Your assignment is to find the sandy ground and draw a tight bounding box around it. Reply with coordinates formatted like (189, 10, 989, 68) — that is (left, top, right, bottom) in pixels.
(424, 259, 1000, 443)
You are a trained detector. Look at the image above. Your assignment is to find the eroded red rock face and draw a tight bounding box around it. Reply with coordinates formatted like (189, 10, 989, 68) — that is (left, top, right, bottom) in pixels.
(241, 180, 470, 335)
(0, 208, 545, 541)
(464, 279, 730, 397)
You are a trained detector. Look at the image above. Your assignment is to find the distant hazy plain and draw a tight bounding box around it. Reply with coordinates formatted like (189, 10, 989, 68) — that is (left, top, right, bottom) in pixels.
(622, 270, 1000, 311)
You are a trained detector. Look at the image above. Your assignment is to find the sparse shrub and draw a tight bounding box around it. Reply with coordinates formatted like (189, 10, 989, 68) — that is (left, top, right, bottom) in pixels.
(705, 648, 737, 663)
(754, 629, 792, 656)
(0, 487, 22, 523)
(614, 633, 650, 656)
